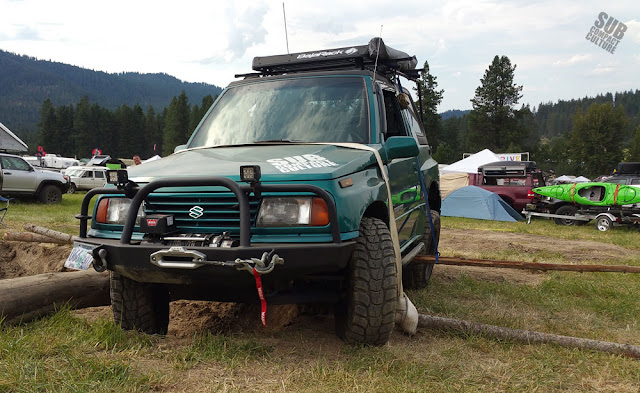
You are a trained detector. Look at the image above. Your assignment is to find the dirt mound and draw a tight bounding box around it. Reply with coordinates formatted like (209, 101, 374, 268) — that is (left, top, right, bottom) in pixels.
(74, 301, 301, 338)
(168, 301, 300, 337)
(0, 241, 71, 279)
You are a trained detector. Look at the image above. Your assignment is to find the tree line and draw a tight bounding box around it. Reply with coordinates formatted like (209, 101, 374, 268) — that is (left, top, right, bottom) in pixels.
(415, 56, 640, 178)
(37, 92, 215, 159)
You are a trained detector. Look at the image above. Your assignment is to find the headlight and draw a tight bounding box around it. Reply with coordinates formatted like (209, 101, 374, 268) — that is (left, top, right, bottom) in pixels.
(256, 197, 329, 227)
(95, 198, 145, 225)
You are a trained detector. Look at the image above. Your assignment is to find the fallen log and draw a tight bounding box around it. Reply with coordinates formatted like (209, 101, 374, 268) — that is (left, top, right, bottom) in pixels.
(0, 270, 109, 324)
(418, 313, 640, 359)
(23, 223, 75, 244)
(416, 255, 640, 273)
(3, 231, 71, 245)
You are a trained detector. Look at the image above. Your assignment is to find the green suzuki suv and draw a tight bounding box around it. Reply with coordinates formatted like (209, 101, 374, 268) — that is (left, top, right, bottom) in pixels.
(73, 38, 441, 345)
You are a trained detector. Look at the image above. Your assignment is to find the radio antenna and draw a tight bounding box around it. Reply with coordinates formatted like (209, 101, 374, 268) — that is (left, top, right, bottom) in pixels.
(372, 25, 383, 89)
(283, 3, 290, 54)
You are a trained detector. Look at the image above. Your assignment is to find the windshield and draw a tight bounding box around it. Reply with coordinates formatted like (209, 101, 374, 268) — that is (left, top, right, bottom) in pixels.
(188, 77, 369, 148)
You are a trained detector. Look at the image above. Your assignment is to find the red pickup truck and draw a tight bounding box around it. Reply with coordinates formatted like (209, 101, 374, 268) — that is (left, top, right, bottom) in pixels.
(473, 161, 545, 212)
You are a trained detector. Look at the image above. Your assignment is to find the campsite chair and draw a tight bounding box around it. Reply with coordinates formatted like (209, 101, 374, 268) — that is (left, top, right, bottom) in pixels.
(0, 196, 13, 227)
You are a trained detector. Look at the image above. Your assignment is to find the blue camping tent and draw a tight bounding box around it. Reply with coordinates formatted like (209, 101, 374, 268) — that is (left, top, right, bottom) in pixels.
(441, 186, 524, 222)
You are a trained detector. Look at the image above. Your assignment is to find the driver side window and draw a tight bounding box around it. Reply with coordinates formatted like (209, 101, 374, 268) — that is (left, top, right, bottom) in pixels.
(382, 90, 408, 140)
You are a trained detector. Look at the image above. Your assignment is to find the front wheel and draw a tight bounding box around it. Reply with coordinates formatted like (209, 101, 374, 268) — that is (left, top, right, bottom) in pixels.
(403, 210, 440, 290)
(67, 183, 77, 194)
(335, 217, 397, 346)
(110, 272, 170, 334)
(38, 185, 62, 204)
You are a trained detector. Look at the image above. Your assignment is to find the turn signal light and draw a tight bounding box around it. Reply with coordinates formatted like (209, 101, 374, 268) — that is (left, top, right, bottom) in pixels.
(311, 198, 329, 226)
(96, 199, 109, 223)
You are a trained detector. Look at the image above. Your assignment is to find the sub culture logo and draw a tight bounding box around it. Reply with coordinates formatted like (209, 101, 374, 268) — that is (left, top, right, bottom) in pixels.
(585, 12, 627, 54)
(267, 154, 338, 173)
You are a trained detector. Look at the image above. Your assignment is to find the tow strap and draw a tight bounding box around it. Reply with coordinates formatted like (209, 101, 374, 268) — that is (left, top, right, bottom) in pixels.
(253, 267, 268, 326)
(613, 184, 620, 205)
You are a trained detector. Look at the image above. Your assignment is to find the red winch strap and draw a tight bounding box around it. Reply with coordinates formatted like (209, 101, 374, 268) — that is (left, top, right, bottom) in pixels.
(253, 267, 267, 326)
(569, 183, 577, 202)
(614, 184, 620, 205)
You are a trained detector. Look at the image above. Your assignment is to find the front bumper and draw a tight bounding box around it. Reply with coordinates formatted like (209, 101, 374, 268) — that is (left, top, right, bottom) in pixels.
(82, 237, 355, 285)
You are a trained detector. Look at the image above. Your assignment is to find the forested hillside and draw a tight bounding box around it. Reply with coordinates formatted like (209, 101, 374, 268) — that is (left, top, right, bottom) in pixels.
(0, 49, 222, 137)
(535, 90, 640, 138)
(433, 90, 640, 176)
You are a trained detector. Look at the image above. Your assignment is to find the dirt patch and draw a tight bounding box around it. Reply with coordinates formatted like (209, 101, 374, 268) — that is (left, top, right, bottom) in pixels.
(0, 241, 71, 279)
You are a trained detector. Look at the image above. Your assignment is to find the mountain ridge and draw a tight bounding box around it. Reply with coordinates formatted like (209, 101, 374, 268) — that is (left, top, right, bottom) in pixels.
(0, 49, 222, 136)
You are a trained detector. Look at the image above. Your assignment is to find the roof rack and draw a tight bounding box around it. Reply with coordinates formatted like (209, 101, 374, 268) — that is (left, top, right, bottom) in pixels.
(251, 37, 420, 80)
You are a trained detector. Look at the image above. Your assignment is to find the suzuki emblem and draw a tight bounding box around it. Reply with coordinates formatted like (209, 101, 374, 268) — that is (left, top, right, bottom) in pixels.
(189, 206, 204, 219)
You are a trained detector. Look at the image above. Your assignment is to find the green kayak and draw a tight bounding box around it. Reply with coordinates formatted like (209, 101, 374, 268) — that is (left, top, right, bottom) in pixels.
(532, 182, 640, 206)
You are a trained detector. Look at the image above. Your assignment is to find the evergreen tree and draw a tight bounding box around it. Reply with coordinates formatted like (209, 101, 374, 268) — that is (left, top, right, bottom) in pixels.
(74, 96, 92, 158)
(54, 105, 75, 156)
(144, 106, 161, 157)
(627, 125, 640, 161)
(467, 55, 524, 152)
(414, 61, 444, 149)
(569, 103, 629, 177)
(189, 94, 216, 133)
(38, 99, 56, 152)
(162, 91, 191, 155)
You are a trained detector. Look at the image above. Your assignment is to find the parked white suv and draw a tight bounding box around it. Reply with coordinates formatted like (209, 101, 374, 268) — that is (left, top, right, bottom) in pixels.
(65, 166, 108, 193)
(0, 153, 69, 203)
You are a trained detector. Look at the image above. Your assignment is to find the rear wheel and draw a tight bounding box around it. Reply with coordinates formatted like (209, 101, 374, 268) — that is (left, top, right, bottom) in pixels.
(110, 272, 170, 334)
(38, 185, 62, 204)
(403, 210, 440, 290)
(335, 217, 397, 346)
(596, 216, 613, 232)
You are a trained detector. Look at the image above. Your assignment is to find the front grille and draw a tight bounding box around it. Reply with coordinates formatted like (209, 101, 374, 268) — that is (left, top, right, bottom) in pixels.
(144, 191, 260, 232)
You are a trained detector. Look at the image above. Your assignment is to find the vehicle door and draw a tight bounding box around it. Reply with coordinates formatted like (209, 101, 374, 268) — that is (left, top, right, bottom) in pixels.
(92, 169, 107, 188)
(0, 156, 37, 192)
(78, 170, 94, 190)
(380, 87, 423, 251)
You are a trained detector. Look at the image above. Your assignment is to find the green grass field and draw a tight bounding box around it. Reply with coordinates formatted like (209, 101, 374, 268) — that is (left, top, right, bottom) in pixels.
(1, 195, 639, 392)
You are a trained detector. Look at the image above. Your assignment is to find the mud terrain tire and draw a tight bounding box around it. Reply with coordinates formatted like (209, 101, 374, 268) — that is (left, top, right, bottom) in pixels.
(38, 184, 62, 204)
(110, 272, 170, 334)
(403, 210, 440, 290)
(335, 217, 397, 345)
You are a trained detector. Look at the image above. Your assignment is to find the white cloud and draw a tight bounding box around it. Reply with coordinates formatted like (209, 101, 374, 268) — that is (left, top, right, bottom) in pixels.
(623, 19, 640, 43)
(589, 65, 616, 75)
(553, 54, 593, 66)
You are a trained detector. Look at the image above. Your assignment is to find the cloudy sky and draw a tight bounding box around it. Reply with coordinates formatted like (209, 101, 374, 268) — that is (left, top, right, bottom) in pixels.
(1, 0, 638, 111)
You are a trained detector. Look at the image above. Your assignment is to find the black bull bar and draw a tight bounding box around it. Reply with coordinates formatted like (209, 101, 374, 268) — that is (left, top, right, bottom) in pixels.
(77, 176, 342, 246)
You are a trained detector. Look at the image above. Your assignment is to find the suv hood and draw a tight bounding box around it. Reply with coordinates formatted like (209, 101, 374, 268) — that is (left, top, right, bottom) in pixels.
(128, 144, 380, 182)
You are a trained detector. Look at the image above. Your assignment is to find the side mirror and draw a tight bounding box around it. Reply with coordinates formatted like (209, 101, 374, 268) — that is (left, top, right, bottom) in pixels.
(385, 136, 419, 160)
(174, 144, 187, 153)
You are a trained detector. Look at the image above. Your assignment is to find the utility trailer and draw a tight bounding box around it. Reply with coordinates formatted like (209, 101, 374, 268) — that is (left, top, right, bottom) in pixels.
(523, 206, 640, 232)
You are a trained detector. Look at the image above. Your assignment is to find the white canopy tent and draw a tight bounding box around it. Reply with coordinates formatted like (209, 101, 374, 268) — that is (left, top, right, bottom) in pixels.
(440, 149, 501, 174)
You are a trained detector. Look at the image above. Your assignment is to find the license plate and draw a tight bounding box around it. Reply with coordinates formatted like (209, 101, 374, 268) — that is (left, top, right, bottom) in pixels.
(65, 242, 96, 270)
